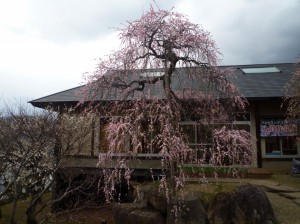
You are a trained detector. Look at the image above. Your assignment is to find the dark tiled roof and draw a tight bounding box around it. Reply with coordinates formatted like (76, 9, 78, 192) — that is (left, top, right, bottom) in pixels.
(30, 63, 297, 109)
(31, 86, 83, 103)
(228, 63, 296, 99)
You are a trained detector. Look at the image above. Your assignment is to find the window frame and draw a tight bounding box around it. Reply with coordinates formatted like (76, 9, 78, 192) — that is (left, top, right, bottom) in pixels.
(261, 117, 300, 158)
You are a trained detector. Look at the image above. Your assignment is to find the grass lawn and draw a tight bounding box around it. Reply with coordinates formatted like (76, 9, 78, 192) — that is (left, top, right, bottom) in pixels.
(0, 192, 114, 224)
(1, 193, 52, 224)
(1, 197, 29, 223)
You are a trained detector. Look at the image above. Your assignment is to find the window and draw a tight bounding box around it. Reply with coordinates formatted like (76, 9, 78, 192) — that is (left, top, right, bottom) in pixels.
(138, 122, 160, 154)
(180, 122, 213, 161)
(99, 117, 133, 153)
(234, 124, 250, 132)
(233, 113, 251, 132)
(99, 117, 110, 153)
(265, 136, 297, 155)
(282, 136, 298, 155)
(180, 123, 212, 147)
(262, 118, 299, 157)
(99, 117, 163, 154)
(240, 67, 280, 74)
(234, 113, 250, 121)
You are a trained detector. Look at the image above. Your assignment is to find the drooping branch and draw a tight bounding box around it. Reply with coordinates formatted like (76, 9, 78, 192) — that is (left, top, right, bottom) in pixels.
(79, 6, 254, 202)
(284, 59, 300, 119)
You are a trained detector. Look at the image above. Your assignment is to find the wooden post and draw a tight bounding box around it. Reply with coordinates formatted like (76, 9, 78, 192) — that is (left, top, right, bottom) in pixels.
(255, 102, 262, 168)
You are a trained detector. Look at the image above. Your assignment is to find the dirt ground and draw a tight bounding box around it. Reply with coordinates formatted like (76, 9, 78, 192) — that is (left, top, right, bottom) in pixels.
(53, 175, 300, 224)
(2, 175, 298, 224)
(47, 206, 115, 224)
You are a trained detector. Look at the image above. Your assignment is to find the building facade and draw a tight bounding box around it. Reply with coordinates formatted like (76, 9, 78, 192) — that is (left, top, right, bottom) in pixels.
(30, 63, 300, 173)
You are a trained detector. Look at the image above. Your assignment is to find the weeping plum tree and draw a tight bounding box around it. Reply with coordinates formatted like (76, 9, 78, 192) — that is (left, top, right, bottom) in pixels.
(284, 58, 300, 142)
(82, 6, 254, 200)
(285, 59, 300, 119)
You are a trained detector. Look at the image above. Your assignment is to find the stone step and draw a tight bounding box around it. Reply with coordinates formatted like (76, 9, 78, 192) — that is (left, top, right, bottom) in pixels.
(264, 185, 300, 193)
(279, 192, 300, 199)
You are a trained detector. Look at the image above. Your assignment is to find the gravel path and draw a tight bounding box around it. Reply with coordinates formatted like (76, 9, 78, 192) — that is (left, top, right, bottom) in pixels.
(267, 192, 300, 224)
(263, 175, 300, 224)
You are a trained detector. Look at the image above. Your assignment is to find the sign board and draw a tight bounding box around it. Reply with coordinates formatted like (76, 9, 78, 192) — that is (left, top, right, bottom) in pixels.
(260, 119, 299, 137)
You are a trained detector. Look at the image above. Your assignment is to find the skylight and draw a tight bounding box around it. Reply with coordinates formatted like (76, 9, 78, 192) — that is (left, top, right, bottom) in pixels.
(240, 67, 280, 74)
(140, 71, 164, 78)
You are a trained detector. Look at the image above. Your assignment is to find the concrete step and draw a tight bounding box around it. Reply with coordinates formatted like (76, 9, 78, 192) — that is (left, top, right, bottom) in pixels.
(246, 168, 272, 179)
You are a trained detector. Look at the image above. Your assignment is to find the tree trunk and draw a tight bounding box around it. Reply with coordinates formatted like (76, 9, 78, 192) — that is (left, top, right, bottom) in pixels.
(26, 202, 38, 224)
(163, 52, 176, 194)
(10, 173, 18, 224)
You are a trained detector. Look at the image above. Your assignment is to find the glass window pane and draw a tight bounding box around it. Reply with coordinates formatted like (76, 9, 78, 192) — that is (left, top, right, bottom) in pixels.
(234, 113, 250, 121)
(234, 124, 250, 132)
(99, 119, 110, 153)
(213, 124, 232, 130)
(150, 124, 161, 153)
(181, 124, 195, 144)
(196, 145, 212, 164)
(265, 137, 281, 155)
(197, 125, 212, 143)
(282, 136, 297, 155)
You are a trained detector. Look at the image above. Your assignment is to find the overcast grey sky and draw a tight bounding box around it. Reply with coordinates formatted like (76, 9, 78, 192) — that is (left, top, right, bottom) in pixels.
(0, 0, 299, 106)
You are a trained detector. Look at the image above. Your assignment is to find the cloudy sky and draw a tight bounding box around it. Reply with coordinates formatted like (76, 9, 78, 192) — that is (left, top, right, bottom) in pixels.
(0, 0, 299, 106)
